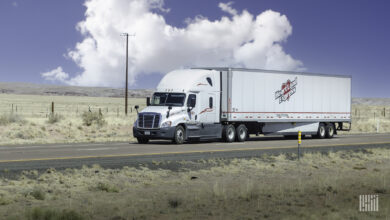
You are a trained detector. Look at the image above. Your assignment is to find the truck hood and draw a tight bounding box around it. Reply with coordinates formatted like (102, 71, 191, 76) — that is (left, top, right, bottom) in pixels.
(140, 106, 185, 116)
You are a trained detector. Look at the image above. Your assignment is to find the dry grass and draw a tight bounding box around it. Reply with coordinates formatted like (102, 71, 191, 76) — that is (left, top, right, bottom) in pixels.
(0, 148, 389, 219)
(341, 105, 390, 134)
(0, 94, 144, 145)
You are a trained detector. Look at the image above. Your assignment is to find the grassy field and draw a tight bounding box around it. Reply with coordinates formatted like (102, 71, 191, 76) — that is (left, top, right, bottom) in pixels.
(0, 94, 389, 145)
(0, 94, 144, 145)
(0, 148, 389, 219)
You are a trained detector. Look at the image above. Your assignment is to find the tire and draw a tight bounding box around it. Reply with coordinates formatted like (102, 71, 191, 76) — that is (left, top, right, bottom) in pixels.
(315, 123, 326, 139)
(137, 137, 149, 144)
(222, 124, 236, 142)
(173, 125, 185, 144)
(325, 123, 335, 138)
(236, 124, 248, 142)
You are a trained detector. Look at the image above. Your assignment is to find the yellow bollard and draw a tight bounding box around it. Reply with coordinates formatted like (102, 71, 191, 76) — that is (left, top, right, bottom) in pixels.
(298, 131, 302, 160)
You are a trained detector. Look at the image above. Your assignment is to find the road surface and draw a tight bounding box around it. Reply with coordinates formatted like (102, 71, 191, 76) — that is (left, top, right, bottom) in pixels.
(0, 134, 389, 172)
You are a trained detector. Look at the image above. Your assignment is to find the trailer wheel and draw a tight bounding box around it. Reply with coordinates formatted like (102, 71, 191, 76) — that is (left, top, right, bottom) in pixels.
(137, 137, 149, 144)
(325, 123, 335, 138)
(223, 124, 236, 142)
(173, 125, 185, 144)
(315, 123, 326, 139)
(236, 124, 248, 142)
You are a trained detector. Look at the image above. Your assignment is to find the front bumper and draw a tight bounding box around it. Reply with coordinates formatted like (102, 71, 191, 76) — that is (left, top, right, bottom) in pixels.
(133, 127, 176, 140)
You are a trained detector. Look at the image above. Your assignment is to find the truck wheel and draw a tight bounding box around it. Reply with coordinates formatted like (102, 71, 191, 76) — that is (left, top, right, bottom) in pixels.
(315, 123, 326, 139)
(137, 137, 149, 144)
(236, 124, 247, 142)
(325, 123, 335, 138)
(223, 124, 236, 142)
(173, 125, 185, 144)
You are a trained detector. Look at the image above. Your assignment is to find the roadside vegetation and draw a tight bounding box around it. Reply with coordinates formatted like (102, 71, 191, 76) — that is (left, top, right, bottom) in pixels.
(0, 148, 389, 219)
(0, 94, 143, 145)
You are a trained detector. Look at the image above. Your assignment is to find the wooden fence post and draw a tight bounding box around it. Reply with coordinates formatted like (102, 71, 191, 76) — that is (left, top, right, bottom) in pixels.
(51, 102, 54, 115)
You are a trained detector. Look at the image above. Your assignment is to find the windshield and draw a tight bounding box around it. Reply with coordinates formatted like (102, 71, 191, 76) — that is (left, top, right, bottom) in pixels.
(151, 93, 186, 106)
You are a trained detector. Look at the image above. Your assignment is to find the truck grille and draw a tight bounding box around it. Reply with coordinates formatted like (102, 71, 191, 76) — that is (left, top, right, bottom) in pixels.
(138, 113, 161, 129)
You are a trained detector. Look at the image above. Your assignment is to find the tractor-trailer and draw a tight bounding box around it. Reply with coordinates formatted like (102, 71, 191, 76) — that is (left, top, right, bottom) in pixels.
(133, 68, 351, 144)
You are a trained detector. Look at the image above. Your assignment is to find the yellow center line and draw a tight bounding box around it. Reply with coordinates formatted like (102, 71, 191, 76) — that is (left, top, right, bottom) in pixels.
(1, 141, 390, 163)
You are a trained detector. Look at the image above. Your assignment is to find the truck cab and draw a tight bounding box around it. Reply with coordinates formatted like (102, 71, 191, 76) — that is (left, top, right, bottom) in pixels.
(133, 69, 221, 144)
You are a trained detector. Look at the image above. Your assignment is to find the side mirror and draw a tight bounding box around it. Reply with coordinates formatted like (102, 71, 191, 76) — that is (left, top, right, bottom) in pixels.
(167, 105, 172, 118)
(146, 97, 150, 106)
(135, 105, 139, 114)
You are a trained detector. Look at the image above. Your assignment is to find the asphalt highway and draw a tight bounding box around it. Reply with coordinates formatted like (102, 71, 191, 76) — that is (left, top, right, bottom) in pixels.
(0, 134, 389, 172)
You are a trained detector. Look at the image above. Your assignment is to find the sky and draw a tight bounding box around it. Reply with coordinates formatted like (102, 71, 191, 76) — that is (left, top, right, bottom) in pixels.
(0, 0, 389, 98)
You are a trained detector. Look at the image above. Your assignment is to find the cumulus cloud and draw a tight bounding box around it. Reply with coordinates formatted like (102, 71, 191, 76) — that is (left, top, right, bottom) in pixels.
(41, 66, 70, 82)
(43, 0, 303, 87)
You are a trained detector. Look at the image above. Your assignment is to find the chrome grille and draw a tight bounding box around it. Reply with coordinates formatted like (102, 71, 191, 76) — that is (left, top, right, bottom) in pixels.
(138, 113, 160, 129)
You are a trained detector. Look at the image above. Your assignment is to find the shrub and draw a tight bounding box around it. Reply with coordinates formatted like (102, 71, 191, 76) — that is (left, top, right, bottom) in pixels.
(14, 131, 34, 140)
(81, 111, 105, 127)
(96, 182, 119, 193)
(0, 196, 11, 206)
(30, 188, 45, 200)
(26, 207, 84, 220)
(47, 114, 63, 124)
(168, 198, 181, 208)
(0, 113, 25, 125)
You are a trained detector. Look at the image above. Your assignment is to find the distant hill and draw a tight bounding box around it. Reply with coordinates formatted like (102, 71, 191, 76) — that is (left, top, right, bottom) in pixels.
(0, 82, 153, 98)
(0, 82, 389, 105)
(352, 98, 390, 106)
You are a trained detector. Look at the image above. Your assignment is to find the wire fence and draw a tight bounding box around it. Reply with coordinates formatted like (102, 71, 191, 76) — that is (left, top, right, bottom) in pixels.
(351, 106, 389, 120)
(0, 99, 144, 118)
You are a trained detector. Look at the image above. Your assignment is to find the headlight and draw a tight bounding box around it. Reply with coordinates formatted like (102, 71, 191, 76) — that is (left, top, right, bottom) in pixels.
(133, 120, 138, 127)
(161, 121, 172, 128)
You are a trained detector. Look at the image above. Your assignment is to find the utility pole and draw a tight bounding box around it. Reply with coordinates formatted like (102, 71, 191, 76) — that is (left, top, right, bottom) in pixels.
(121, 33, 135, 116)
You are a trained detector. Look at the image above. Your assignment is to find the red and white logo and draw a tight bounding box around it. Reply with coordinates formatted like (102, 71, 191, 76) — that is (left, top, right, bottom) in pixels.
(275, 77, 297, 104)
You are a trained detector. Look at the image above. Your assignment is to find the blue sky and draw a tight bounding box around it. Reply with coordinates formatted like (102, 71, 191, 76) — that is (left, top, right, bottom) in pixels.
(0, 0, 389, 98)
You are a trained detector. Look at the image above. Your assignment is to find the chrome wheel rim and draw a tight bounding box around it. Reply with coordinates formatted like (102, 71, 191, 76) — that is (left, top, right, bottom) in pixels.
(329, 126, 334, 136)
(239, 129, 246, 140)
(320, 126, 325, 137)
(228, 127, 235, 140)
(177, 129, 184, 142)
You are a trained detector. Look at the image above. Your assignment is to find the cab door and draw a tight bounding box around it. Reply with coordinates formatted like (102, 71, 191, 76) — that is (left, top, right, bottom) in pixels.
(186, 93, 199, 124)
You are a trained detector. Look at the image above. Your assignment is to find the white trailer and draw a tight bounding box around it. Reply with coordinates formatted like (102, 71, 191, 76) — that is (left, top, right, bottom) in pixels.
(133, 68, 351, 144)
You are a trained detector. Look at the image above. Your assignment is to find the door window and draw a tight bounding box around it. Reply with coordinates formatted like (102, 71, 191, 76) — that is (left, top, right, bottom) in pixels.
(187, 94, 196, 107)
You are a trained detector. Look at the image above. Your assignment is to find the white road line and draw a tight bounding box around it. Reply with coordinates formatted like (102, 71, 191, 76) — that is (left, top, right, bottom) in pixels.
(76, 147, 119, 151)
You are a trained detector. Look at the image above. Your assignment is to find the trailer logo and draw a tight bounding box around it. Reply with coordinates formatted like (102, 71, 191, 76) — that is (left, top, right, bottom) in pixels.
(275, 77, 297, 104)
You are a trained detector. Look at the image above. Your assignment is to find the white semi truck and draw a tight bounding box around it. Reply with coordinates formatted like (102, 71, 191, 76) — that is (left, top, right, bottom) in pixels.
(133, 68, 351, 144)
